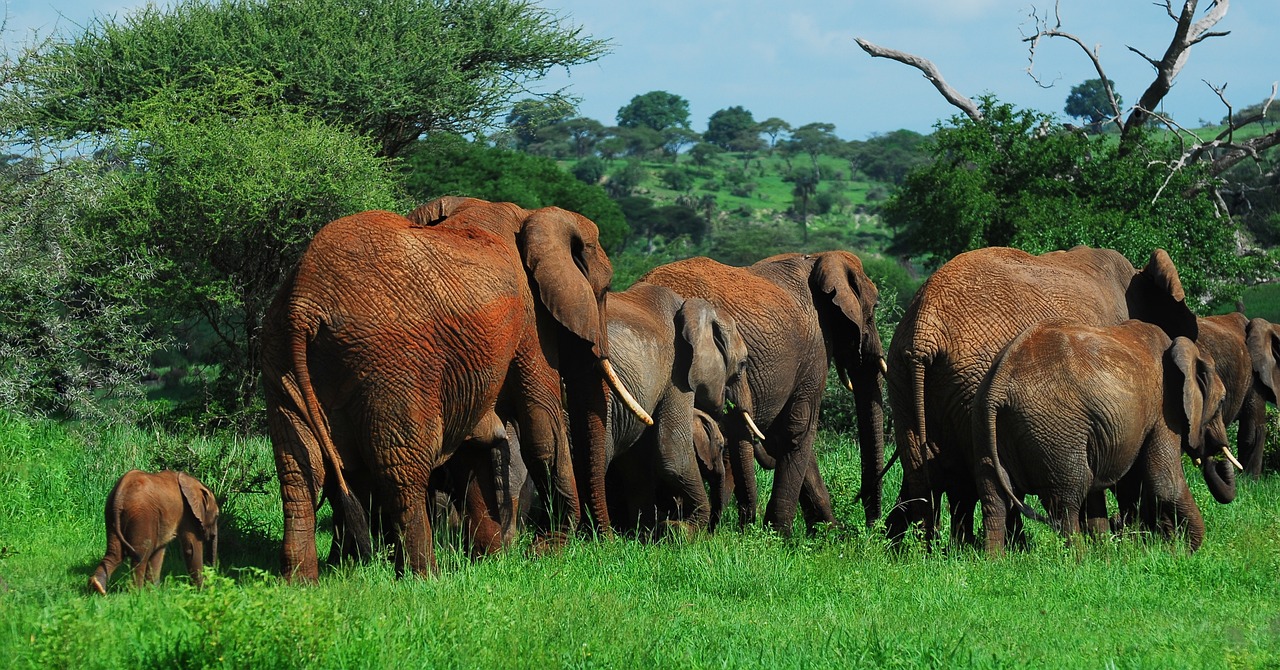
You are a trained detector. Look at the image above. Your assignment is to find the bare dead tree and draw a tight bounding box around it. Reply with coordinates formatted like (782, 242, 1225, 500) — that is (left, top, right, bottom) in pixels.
(853, 38, 983, 123)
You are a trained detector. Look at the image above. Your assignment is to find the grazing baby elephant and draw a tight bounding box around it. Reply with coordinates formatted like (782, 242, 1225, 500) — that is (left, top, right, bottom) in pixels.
(972, 319, 1233, 555)
(89, 470, 220, 594)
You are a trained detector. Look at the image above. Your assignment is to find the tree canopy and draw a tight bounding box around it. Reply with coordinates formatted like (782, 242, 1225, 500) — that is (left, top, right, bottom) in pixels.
(703, 106, 759, 151)
(5, 0, 609, 157)
(402, 133, 628, 250)
(883, 97, 1251, 305)
(1064, 78, 1122, 132)
(616, 91, 691, 132)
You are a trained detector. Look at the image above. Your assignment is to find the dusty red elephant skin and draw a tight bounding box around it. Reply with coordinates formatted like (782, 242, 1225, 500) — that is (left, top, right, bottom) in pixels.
(262, 200, 619, 580)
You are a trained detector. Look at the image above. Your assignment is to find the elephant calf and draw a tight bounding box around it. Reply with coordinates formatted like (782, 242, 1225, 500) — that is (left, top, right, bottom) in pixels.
(972, 319, 1236, 555)
(90, 470, 219, 594)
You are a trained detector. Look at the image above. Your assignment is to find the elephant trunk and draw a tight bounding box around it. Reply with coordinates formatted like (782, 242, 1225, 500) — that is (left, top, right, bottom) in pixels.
(852, 360, 886, 527)
(566, 359, 609, 532)
(1201, 456, 1237, 504)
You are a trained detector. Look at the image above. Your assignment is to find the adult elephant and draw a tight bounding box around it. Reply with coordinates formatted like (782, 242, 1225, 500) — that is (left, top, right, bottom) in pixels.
(598, 282, 748, 534)
(885, 245, 1199, 547)
(642, 251, 885, 535)
(973, 320, 1234, 554)
(261, 198, 650, 580)
(1195, 313, 1280, 476)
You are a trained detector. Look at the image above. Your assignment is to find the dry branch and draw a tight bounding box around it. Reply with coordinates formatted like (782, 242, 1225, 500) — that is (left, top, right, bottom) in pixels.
(854, 38, 982, 122)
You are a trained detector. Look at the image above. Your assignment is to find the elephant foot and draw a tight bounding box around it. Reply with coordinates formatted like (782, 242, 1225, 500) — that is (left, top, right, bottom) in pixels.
(528, 530, 570, 558)
(650, 520, 695, 544)
(88, 573, 107, 596)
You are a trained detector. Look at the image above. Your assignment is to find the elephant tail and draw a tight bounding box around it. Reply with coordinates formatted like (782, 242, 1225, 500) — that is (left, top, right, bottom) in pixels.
(290, 315, 373, 558)
(108, 478, 139, 559)
(979, 389, 1049, 526)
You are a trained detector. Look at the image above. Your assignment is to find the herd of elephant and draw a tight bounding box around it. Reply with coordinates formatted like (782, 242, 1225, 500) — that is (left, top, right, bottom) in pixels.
(254, 196, 1277, 581)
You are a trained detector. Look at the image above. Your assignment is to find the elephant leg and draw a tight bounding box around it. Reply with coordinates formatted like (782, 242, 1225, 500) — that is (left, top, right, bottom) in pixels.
(797, 448, 836, 534)
(1082, 491, 1110, 538)
(886, 428, 938, 547)
(763, 399, 822, 537)
(181, 534, 205, 587)
(1238, 392, 1267, 477)
(91, 533, 126, 595)
(457, 447, 507, 558)
(146, 545, 166, 585)
(275, 441, 322, 582)
(947, 489, 979, 549)
(973, 459, 1008, 555)
(510, 347, 580, 535)
(389, 484, 436, 577)
(1144, 445, 1205, 551)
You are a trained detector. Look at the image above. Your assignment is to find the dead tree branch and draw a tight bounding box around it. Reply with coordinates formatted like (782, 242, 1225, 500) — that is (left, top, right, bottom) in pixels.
(854, 37, 983, 122)
(1123, 0, 1231, 140)
(1022, 1, 1125, 131)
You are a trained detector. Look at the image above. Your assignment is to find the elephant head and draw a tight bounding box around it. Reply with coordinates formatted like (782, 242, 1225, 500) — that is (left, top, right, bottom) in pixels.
(1246, 317, 1280, 404)
(678, 297, 749, 416)
(178, 472, 219, 565)
(1170, 337, 1236, 504)
(810, 251, 886, 523)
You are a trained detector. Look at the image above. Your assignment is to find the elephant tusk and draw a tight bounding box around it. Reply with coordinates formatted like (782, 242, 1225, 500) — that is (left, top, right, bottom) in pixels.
(879, 356, 888, 374)
(1221, 446, 1244, 471)
(601, 358, 653, 426)
(1194, 458, 1202, 467)
(742, 411, 766, 442)
(836, 366, 854, 393)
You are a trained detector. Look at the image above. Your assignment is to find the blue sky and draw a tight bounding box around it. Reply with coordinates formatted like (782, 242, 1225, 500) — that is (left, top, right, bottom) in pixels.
(6, 1, 1277, 139)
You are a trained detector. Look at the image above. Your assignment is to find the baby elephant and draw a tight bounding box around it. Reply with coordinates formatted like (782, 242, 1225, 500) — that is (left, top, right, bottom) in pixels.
(90, 470, 220, 594)
(972, 319, 1234, 555)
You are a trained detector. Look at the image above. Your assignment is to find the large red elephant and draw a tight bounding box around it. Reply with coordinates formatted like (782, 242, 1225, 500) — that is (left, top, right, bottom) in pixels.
(261, 198, 648, 580)
(641, 251, 886, 536)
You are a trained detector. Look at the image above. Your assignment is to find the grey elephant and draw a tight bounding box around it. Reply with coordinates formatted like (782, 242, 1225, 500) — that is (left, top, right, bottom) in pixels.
(595, 282, 748, 534)
(261, 198, 650, 580)
(886, 246, 1200, 547)
(642, 251, 885, 536)
(90, 470, 219, 594)
(973, 319, 1234, 554)
(1196, 313, 1280, 476)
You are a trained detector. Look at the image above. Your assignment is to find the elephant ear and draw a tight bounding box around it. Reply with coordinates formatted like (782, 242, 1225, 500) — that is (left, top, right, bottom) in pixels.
(1129, 249, 1198, 341)
(1246, 317, 1280, 403)
(691, 411, 724, 476)
(811, 251, 877, 369)
(405, 196, 487, 227)
(520, 208, 610, 358)
(680, 298, 727, 399)
(1171, 337, 1208, 451)
(178, 473, 218, 540)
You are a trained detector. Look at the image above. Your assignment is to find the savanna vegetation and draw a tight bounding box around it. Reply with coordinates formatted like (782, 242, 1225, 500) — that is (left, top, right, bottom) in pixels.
(2, 0, 1280, 667)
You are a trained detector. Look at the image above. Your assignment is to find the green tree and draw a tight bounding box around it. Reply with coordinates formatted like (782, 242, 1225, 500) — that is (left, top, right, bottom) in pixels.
(782, 122, 839, 175)
(562, 117, 606, 158)
(757, 117, 792, 151)
(83, 78, 404, 422)
(661, 126, 701, 162)
(1064, 78, 1122, 133)
(616, 90, 691, 132)
(0, 158, 161, 419)
(884, 97, 1250, 304)
(402, 133, 627, 250)
(785, 166, 820, 243)
(506, 97, 574, 151)
(704, 106, 758, 151)
(6, 0, 609, 158)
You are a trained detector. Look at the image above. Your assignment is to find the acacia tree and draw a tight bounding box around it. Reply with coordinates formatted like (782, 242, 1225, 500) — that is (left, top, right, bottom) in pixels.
(6, 0, 609, 158)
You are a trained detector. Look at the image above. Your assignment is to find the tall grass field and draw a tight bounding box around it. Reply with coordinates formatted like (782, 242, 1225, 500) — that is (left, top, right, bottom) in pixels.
(1, 410, 1278, 669)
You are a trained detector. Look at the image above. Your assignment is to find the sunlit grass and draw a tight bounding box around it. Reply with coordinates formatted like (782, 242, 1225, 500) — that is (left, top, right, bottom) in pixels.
(1, 412, 1278, 669)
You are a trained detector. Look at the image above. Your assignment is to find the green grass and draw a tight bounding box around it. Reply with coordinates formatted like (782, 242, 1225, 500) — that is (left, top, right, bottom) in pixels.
(2, 411, 1279, 669)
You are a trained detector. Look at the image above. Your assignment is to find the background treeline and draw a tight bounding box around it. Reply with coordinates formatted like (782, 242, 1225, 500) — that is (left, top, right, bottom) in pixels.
(2, 0, 1278, 436)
